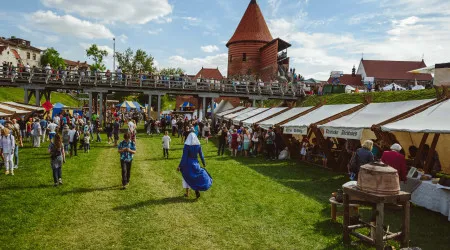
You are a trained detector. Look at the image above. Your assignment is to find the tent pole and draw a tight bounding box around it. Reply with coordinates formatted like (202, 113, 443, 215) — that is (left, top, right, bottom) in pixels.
(99, 93, 103, 127)
(414, 133, 429, 168)
(425, 134, 440, 174)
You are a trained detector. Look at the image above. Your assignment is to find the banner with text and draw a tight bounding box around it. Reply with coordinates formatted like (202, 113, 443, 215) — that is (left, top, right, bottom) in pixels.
(322, 127, 363, 140)
(283, 126, 308, 135)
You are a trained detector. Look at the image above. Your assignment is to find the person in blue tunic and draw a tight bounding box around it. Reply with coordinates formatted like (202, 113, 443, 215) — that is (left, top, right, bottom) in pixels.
(177, 131, 212, 198)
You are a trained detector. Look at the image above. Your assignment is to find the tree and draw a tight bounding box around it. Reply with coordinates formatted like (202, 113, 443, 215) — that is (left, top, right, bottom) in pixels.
(115, 47, 156, 74)
(40, 47, 66, 69)
(86, 44, 108, 71)
(159, 67, 185, 76)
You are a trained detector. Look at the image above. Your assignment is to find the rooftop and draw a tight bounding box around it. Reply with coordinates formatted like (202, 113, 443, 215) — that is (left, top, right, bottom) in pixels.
(327, 74, 363, 86)
(361, 59, 432, 81)
(194, 67, 224, 80)
(226, 0, 273, 47)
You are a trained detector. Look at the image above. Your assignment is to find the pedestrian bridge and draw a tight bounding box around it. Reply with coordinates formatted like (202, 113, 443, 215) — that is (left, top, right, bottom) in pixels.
(0, 70, 301, 102)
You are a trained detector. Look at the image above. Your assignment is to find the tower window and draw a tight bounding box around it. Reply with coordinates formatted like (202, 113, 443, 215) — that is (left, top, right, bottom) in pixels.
(243, 53, 247, 62)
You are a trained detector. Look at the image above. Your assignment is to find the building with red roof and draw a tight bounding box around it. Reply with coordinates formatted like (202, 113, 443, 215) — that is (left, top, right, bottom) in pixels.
(227, 0, 291, 82)
(194, 67, 224, 80)
(356, 59, 433, 86)
(0, 36, 42, 68)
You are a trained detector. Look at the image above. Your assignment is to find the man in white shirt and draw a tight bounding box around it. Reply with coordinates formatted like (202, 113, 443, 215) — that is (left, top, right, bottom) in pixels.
(171, 118, 177, 136)
(47, 121, 58, 141)
(53, 115, 60, 126)
(68, 125, 78, 157)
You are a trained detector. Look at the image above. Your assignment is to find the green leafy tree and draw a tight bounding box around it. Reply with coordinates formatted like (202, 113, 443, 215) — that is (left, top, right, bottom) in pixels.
(115, 48, 156, 74)
(86, 44, 108, 71)
(159, 67, 185, 75)
(40, 47, 66, 69)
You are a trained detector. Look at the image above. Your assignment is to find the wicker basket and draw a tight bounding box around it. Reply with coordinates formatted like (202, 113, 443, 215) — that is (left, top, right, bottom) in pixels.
(357, 162, 400, 195)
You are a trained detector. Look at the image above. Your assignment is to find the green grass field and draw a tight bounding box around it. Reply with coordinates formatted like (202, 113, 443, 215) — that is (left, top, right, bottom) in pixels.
(0, 87, 81, 107)
(0, 130, 449, 249)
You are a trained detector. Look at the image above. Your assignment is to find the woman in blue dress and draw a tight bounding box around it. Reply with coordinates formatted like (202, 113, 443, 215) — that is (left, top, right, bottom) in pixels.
(178, 131, 212, 198)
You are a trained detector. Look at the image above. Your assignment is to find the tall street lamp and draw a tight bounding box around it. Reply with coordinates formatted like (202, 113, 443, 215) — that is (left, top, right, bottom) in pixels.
(113, 37, 116, 71)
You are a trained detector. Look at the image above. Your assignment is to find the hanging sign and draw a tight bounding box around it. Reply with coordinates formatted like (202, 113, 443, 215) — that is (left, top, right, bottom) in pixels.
(322, 127, 363, 140)
(283, 126, 308, 135)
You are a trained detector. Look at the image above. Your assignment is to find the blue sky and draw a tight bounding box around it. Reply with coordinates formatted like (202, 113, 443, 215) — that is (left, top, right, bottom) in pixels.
(1, 0, 449, 80)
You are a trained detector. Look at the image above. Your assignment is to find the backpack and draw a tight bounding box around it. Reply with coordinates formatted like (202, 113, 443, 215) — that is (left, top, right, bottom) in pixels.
(63, 132, 70, 144)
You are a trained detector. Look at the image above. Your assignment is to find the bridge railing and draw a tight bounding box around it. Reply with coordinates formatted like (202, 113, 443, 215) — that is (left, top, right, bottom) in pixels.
(0, 69, 304, 98)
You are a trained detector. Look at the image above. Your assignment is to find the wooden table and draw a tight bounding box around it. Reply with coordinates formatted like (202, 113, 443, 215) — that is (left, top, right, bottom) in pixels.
(343, 186, 411, 250)
(329, 197, 359, 222)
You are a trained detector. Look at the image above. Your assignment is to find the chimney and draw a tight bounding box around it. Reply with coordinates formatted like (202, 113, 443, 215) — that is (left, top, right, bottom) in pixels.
(352, 65, 356, 77)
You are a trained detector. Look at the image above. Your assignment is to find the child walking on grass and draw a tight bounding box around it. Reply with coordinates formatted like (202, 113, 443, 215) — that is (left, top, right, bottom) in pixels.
(162, 131, 171, 159)
(83, 132, 91, 153)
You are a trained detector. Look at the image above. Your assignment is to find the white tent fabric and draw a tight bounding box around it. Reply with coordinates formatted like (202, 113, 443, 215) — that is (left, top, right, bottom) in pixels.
(345, 85, 355, 93)
(4, 102, 44, 111)
(412, 85, 425, 90)
(223, 107, 257, 121)
(0, 104, 30, 115)
(383, 83, 406, 91)
(242, 107, 288, 127)
(259, 107, 312, 130)
(381, 99, 449, 133)
(0, 111, 12, 117)
(213, 100, 234, 115)
(282, 104, 360, 135)
(232, 108, 269, 125)
(408, 65, 435, 74)
(319, 99, 434, 140)
(216, 106, 245, 119)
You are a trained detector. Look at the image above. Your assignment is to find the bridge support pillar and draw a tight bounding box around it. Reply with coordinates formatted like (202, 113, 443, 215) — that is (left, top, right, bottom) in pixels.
(147, 94, 152, 119)
(157, 94, 161, 120)
(24, 89, 29, 104)
(88, 92, 93, 120)
(35, 89, 40, 106)
(202, 97, 206, 120)
(99, 92, 104, 127)
(252, 99, 256, 107)
(210, 97, 215, 128)
(260, 100, 264, 107)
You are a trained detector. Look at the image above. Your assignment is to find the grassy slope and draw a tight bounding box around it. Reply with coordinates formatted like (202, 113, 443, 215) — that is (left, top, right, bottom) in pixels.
(0, 87, 81, 107)
(0, 131, 449, 249)
(300, 89, 438, 107)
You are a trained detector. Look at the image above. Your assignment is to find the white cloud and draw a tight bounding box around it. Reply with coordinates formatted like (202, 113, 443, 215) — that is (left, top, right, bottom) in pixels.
(41, 0, 173, 24)
(201, 45, 220, 53)
(148, 28, 163, 35)
(268, 0, 282, 16)
(118, 34, 128, 44)
(28, 10, 114, 39)
(163, 53, 228, 75)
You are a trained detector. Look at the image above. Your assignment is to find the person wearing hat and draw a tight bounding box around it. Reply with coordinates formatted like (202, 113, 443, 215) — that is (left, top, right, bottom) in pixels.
(381, 143, 407, 182)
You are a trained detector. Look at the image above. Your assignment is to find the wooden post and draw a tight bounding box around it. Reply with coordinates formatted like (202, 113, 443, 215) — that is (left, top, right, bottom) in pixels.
(147, 94, 152, 119)
(88, 92, 93, 119)
(157, 94, 161, 120)
(35, 89, 40, 106)
(425, 133, 440, 173)
(331, 203, 337, 222)
(24, 88, 29, 104)
(413, 133, 429, 168)
(343, 194, 350, 244)
(402, 201, 410, 248)
(99, 92, 103, 127)
(375, 203, 385, 250)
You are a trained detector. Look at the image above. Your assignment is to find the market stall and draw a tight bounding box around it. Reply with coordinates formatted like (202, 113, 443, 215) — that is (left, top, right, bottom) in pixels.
(223, 107, 257, 122)
(213, 100, 234, 115)
(258, 107, 313, 130)
(51, 103, 67, 118)
(3, 101, 45, 112)
(231, 108, 269, 126)
(0, 103, 30, 116)
(215, 106, 245, 119)
(0, 111, 12, 117)
(241, 107, 288, 127)
(132, 101, 144, 112)
(117, 101, 137, 112)
(383, 83, 406, 91)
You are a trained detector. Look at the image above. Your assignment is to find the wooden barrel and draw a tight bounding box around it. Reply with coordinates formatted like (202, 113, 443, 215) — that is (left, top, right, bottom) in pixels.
(357, 162, 400, 195)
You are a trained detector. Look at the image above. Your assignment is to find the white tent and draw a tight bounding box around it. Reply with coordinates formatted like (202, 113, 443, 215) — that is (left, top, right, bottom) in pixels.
(216, 106, 245, 119)
(242, 107, 289, 127)
(213, 100, 234, 115)
(258, 107, 312, 130)
(232, 108, 269, 125)
(319, 99, 434, 140)
(282, 104, 360, 135)
(0, 111, 12, 117)
(412, 85, 425, 90)
(0, 104, 30, 115)
(345, 85, 355, 93)
(383, 83, 406, 91)
(223, 107, 257, 121)
(3, 102, 45, 111)
(381, 99, 450, 175)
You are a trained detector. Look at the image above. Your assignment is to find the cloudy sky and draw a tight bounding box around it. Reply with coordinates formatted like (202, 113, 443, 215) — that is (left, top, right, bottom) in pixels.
(1, 0, 449, 80)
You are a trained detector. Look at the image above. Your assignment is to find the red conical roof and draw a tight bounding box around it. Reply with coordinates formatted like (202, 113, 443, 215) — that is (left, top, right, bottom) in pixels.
(226, 0, 273, 47)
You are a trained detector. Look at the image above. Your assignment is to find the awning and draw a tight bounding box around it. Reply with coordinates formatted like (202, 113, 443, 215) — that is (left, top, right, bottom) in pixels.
(3, 102, 45, 111)
(319, 99, 434, 140)
(232, 108, 269, 126)
(259, 107, 312, 129)
(242, 107, 289, 127)
(282, 104, 360, 135)
(223, 107, 257, 121)
(0, 104, 30, 115)
(381, 99, 450, 133)
(0, 111, 12, 117)
(216, 106, 246, 119)
(408, 65, 435, 74)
